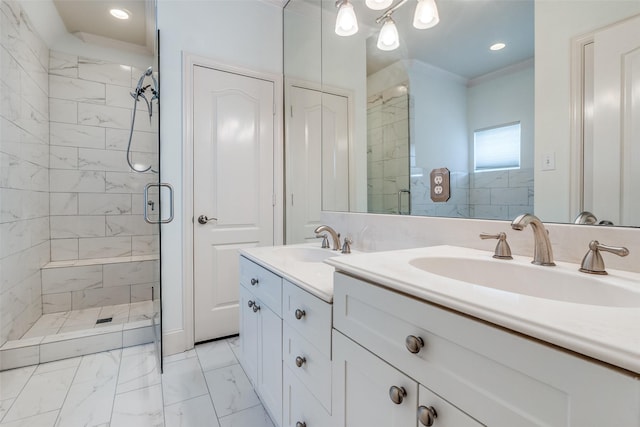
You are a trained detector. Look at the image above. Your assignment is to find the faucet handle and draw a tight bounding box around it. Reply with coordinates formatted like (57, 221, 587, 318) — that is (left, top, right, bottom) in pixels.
(316, 234, 330, 249)
(341, 237, 352, 254)
(479, 232, 513, 260)
(579, 240, 629, 275)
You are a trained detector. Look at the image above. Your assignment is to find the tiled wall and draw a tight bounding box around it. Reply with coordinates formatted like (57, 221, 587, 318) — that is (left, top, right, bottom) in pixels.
(367, 85, 410, 214)
(44, 51, 159, 313)
(0, 0, 50, 346)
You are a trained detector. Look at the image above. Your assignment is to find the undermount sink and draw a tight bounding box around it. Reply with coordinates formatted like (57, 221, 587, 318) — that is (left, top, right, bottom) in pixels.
(409, 256, 640, 307)
(271, 246, 340, 263)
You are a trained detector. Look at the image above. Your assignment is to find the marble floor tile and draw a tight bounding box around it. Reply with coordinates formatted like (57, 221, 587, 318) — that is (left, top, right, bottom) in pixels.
(121, 342, 154, 358)
(2, 367, 76, 422)
(0, 410, 59, 427)
(111, 384, 164, 427)
(162, 348, 196, 365)
(73, 349, 121, 384)
(218, 404, 275, 427)
(0, 399, 14, 422)
(33, 357, 81, 375)
(195, 340, 237, 372)
(0, 366, 36, 400)
(164, 395, 220, 427)
(54, 376, 117, 427)
(204, 363, 261, 418)
(117, 347, 161, 394)
(161, 357, 209, 406)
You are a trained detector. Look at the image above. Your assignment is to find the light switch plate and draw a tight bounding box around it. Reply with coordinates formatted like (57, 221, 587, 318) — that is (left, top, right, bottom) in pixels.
(430, 168, 450, 202)
(542, 152, 556, 171)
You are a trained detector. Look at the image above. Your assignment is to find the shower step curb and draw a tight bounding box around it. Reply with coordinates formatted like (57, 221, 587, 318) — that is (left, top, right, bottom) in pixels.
(0, 318, 156, 371)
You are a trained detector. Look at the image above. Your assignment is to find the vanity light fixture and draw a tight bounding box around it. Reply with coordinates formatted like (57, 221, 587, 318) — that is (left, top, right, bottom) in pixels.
(490, 42, 506, 51)
(336, 0, 440, 51)
(377, 16, 400, 51)
(413, 0, 439, 29)
(335, 0, 359, 36)
(366, 0, 393, 10)
(109, 8, 130, 20)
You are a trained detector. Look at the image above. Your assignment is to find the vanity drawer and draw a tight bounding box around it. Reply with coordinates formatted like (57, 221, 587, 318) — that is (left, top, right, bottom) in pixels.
(283, 322, 332, 412)
(419, 385, 482, 427)
(333, 272, 569, 426)
(283, 364, 332, 427)
(282, 280, 332, 358)
(240, 256, 282, 315)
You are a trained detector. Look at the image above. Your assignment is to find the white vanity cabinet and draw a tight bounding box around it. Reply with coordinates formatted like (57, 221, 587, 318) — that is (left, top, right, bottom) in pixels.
(333, 272, 640, 427)
(239, 256, 283, 427)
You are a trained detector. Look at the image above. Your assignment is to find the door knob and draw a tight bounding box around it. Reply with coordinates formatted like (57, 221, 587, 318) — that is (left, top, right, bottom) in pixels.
(389, 386, 407, 404)
(417, 405, 438, 426)
(197, 215, 217, 224)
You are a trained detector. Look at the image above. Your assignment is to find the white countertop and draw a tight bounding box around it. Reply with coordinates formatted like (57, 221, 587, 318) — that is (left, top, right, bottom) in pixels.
(240, 243, 347, 303)
(326, 245, 640, 375)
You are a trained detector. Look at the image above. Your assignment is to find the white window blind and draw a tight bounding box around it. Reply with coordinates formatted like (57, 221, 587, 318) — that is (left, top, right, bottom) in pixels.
(474, 122, 521, 172)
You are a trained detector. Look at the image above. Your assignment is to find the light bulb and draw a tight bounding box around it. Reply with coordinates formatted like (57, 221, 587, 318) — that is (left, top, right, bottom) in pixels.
(377, 18, 399, 51)
(413, 0, 439, 29)
(335, 1, 359, 37)
(109, 8, 130, 20)
(365, 0, 393, 10)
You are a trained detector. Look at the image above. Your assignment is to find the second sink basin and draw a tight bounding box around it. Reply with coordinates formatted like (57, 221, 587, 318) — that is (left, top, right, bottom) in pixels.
(409, 256, 640, 307)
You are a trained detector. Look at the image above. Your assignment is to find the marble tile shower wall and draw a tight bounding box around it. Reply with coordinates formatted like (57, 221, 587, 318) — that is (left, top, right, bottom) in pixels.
(367, 87, 410, 214)
(0, 0, 50, 346)
(410, 168, 534, 219)
(45, 50, 159, 313)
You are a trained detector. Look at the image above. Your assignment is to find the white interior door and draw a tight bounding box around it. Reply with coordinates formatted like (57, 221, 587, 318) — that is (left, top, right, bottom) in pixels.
(287, 86, 323, 243)
(193, 65, 275, 342)
(286, 86, 349, 244)
(591, 14, 640, 226)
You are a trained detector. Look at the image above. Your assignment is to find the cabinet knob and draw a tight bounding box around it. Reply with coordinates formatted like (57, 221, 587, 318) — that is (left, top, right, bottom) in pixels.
(250, 278, 259, 286)
(248, 300, 254, 308)
(389, 386, 407, 405)
(295, 356, 306, 368)
(295, 308, 306, 320)
(405, 335, 425, 354)
(252, 304, 260, 313)
(296, 422, 307, 427)
(417, 405, 438, 426)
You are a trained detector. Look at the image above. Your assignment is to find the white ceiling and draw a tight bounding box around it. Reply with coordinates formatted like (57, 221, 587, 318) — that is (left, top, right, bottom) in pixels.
(52, 0, 154, 54)
(323, 0, 534, 79)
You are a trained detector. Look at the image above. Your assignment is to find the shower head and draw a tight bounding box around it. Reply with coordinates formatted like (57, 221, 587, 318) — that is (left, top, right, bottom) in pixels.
(135, 66, 154, 92)
(144, 66, 153, 76)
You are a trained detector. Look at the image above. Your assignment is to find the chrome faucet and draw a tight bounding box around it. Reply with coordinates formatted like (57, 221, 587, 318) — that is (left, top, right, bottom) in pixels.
(511, 213, 556, 266)
(314, 225, 341, 251)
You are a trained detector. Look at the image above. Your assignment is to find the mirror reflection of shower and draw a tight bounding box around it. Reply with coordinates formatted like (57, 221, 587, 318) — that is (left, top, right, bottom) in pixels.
(127, 66, 159, 173)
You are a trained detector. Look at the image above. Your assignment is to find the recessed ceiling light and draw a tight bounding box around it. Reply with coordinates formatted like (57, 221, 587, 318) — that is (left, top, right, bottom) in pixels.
(490, 42, 506, 51)
(109, 8, 130, 20)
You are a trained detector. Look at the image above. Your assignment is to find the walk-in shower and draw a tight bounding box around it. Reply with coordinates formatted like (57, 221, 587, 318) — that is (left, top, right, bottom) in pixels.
(0, 0, 162, 370)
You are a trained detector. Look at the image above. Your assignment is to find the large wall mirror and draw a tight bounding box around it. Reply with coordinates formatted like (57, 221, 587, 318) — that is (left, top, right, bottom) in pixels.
(284, 0, 640, 243)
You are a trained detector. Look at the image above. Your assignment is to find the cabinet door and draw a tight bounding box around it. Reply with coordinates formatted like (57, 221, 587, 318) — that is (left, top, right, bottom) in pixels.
(239, 286, 259, 385)
(333, 330, 417, 427)
(258, 302, 283, 427)
(283, 365, 332, 427)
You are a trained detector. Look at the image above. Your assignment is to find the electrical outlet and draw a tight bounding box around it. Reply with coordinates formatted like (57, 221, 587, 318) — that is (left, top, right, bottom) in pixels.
(430, 168, 450, 202)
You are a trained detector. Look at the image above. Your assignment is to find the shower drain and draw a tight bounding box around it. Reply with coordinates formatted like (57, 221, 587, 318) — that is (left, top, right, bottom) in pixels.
(96, 317, 113, 324)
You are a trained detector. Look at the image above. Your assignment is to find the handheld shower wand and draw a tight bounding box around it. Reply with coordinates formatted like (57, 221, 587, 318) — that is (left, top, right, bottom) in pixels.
(127, 66, 159, 174)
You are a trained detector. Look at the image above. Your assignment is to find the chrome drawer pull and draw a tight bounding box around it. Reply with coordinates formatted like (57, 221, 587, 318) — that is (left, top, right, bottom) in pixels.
(250, 278, 259, 286)
(295, 309, 306, 320)
(418, 405, 438, 426)
(389, 386, 407, 404)
(252, 303, 260, 313)
(248, 300, 254, 308)
(405, 335, 425, 354)
(296, 422, 307, 427)
(295, 356, 306, 367)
